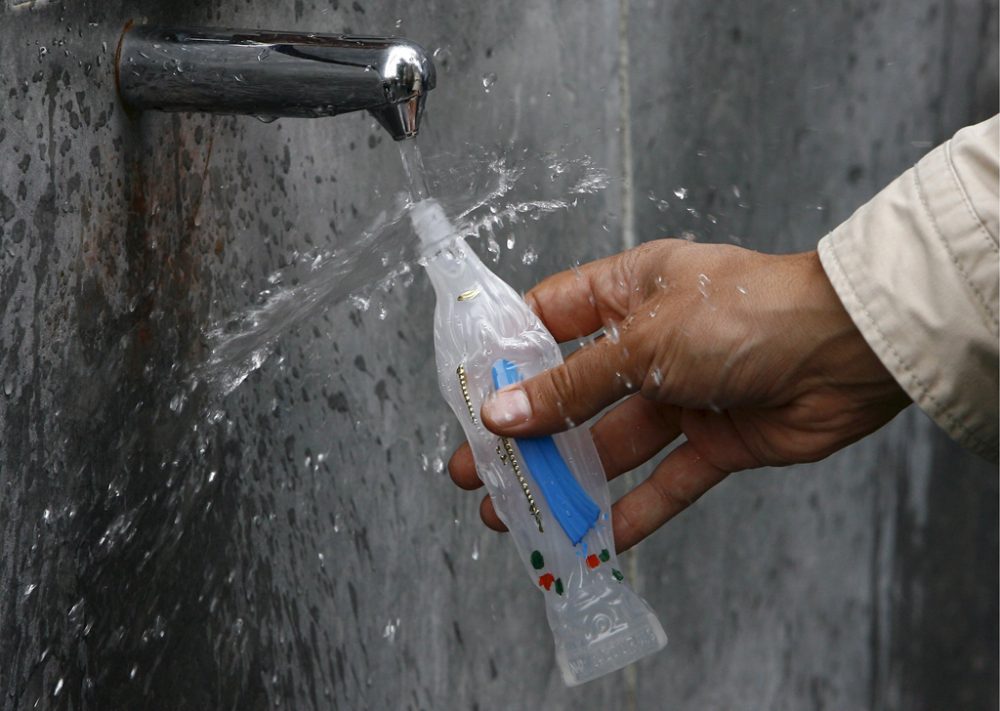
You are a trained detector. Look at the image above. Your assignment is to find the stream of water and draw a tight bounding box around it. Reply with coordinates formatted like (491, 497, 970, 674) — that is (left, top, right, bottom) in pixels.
(196, 143, 610, 395)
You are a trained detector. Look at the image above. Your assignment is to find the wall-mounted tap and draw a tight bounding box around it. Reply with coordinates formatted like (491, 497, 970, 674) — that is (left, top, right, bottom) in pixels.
(115, 24, 436, 140)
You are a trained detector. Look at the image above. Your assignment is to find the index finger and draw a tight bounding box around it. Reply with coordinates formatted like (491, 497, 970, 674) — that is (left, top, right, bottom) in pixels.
(526, 250, 636, 342)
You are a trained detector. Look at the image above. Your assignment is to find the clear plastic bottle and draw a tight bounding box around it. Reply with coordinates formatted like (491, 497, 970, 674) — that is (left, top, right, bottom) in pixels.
(412, 199, 667, 685)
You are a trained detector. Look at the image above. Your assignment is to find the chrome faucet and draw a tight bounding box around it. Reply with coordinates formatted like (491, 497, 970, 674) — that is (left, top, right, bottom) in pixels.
(115, 24, 436, 140)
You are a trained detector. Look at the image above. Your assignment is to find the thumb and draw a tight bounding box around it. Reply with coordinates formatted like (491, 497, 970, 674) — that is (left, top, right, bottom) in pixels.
(481, 336, 643, 437)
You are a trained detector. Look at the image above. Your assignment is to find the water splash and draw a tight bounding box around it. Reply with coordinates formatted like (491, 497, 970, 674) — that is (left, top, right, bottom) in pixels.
(381, 618, 400, 643)
(197, 147, 610, 395)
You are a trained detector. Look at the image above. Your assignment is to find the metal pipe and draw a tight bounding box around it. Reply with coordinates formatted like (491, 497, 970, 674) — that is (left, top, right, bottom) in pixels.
(115, 24, 436, 140)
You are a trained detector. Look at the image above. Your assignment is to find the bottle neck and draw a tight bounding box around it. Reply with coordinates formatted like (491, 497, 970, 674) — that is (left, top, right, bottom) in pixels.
(408, 197, 498, 300)
(410, 198, 455, 253)
(422, 236, 484, 295)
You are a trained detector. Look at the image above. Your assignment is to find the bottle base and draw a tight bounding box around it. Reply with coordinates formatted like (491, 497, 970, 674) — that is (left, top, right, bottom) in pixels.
(555, 610, 667, 686)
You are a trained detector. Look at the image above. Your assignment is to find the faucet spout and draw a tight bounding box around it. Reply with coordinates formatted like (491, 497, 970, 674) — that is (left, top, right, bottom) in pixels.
(115, 24, 436, 140)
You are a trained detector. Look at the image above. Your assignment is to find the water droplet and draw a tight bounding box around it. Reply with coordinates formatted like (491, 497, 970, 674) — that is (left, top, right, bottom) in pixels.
(651, 368, 663, 386)
(481, 72, 497, 92)
(731, 185, 741, 199)
(129, 664, 138, 680)
(53, 678, 63, 696)
(697, 273, 712, 299)
(168, 391, 187, 413)
(431, 47, 452, 72)
(3, 379, 13, 397)
(394, 18, 402, 28)
(521, 247, 537, 265)
(647, 191, 670, 212)
(38, 46, 48, 59)
(506, 236, 515, 250)
(382, 618, 400, 643)
(605, 321, 620, 343)
(350, 294, 371, 312)
(23, 583, 37, 597)
(673, 187, 688, 200)
(471, 541, 480, 561)
(486, 235, 500, 262)
(736, 285, 748, 295)
(208, 470, 217, 483)
(254, 115, 278, 124)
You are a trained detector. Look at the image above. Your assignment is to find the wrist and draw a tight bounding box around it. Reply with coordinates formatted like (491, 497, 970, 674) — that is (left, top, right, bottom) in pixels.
(789, 250, 905, 397)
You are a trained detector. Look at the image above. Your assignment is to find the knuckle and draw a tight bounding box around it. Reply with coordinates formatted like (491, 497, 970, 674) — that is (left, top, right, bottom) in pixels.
(542, 365, 580, 417)
(646, 473, 693, 516)
(612, 503, 640, 551)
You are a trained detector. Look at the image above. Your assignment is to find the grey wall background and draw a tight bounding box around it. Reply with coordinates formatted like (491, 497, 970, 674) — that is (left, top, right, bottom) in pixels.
(0, 1, 996, 710)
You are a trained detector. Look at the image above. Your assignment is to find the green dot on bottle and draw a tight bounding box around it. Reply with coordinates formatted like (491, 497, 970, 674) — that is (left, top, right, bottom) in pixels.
(612, 568, 624, 582)
(530, 550, 544, 570)
(554, 578, 564, 595)
(599, 548, 610, 562)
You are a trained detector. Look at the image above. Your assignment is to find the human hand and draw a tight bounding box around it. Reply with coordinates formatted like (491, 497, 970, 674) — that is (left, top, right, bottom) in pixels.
(448, 239, 909, 551)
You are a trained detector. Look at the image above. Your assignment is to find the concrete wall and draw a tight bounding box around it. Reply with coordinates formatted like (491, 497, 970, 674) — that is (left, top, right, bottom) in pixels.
(0, 1, 995, 709)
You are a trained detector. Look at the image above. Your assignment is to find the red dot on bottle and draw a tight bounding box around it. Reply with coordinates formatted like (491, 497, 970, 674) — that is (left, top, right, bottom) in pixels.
(586, 554, 600, 569)
(539, 573, 555, 590)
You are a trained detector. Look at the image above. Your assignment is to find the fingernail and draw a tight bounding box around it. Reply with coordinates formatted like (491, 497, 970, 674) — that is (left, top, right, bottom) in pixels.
(484, 387, 532, 426)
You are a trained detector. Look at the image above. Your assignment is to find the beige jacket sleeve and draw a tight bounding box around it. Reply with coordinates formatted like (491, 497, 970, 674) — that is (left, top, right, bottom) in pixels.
(818, 115, 999, 461)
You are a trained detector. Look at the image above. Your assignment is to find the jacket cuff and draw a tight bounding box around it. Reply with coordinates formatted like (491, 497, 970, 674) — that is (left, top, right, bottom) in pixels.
(818, 123, 999, 460)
